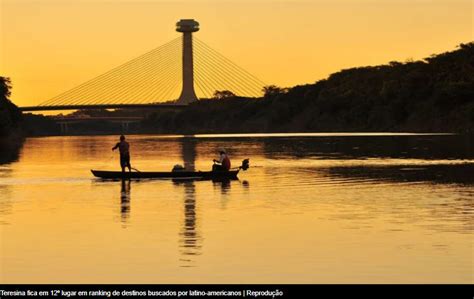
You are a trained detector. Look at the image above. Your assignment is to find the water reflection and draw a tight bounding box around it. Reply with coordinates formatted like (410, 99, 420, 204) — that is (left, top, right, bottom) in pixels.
(326, 164, 474, 185)
(0, 138, 23, 165)
(175, 180, 202, 267)
(213, 179, 231, 195)
(0, 185, 12, 225)
(181, 136, 196, 171)
(0, 139, 23, 224)
(261, 135, 473, 160)
(178, 137, 201, 267)
(120, 179, 131, 226)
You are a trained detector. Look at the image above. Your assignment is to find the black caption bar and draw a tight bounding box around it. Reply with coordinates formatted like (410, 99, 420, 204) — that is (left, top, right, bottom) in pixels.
(0, 285, 472, 299)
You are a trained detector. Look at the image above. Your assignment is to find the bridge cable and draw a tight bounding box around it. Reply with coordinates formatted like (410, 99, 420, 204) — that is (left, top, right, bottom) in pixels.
(193, 41, 263, 97)
(39, 37, 181, 106)
(70, 38, 181, 105)
(193, 42, 259, 97)
(45, 38, 180, 106)
(194, 40, 264, 97)
(107, 44, 181, 104)
(195, 38, 266, 90)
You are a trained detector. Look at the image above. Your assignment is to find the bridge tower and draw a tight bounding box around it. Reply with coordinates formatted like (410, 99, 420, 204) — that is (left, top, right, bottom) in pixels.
(176, 19, 199, 105)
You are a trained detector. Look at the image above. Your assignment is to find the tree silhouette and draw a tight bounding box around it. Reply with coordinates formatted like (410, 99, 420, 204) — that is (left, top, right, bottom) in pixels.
(0, 77, 22, 136)
(213, 90, 236, 100)
(262, 85, 287, 98)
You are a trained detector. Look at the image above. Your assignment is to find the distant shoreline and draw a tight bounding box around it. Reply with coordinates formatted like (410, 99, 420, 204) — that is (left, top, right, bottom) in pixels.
(21, 131, 460, 139)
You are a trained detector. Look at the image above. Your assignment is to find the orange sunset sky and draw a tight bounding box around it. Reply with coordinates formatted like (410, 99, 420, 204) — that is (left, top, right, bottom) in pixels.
(0, 0, 472, 107)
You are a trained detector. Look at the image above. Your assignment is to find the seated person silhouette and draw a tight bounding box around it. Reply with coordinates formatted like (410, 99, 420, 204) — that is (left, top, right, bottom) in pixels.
(212, 149, 231, 171)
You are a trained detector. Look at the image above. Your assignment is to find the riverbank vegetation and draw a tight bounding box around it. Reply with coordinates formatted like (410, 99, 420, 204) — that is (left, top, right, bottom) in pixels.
(0, 77, 22, 137)
(0, 76, 24, 162)
(142, 42, 473, 134)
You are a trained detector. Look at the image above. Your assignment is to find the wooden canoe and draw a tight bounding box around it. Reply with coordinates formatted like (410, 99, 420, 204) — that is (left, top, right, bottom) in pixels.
(91, 169, 240, 180)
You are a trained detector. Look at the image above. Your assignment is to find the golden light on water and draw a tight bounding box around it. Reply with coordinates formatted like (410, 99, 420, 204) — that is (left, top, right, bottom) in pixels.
(0, 135, 472, 283)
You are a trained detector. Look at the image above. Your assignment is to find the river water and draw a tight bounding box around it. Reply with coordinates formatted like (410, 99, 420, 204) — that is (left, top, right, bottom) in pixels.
(0, 133, 472, 283)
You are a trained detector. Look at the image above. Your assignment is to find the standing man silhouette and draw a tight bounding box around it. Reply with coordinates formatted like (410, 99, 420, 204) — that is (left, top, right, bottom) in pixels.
(112, 135, 132, 173)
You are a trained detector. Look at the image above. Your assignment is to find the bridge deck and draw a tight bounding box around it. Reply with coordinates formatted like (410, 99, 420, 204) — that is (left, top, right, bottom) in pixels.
(54, 116, 145, 122)
(19, 104, 187, 112)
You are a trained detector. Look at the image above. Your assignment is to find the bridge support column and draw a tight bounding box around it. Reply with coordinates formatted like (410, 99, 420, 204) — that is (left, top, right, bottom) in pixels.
(176, 19, 199, 105)
(59, 122, 69, 134)
(121, 121, 130, 132)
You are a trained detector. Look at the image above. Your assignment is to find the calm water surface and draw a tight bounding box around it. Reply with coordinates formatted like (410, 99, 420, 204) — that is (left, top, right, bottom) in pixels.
(0, 134, 473, 283)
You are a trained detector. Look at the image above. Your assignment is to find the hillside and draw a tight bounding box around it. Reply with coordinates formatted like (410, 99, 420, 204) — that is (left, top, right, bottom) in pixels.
(142, 42, 474, 134)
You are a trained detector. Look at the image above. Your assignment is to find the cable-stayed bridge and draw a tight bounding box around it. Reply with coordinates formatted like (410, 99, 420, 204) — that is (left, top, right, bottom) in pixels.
(20, 19, 265, 112)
